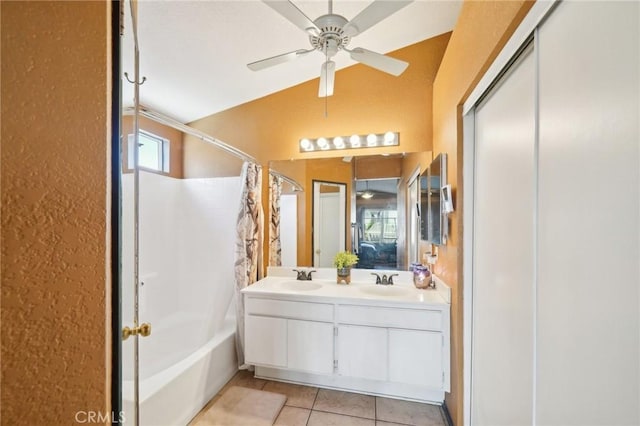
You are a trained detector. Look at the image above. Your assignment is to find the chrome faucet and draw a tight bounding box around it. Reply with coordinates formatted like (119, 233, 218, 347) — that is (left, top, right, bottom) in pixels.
(293, 269, 316, 281)
(371, 273, 399, 285)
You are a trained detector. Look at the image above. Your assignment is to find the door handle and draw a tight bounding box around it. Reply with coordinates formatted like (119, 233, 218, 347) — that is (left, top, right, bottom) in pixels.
(122, 322, 151, 340)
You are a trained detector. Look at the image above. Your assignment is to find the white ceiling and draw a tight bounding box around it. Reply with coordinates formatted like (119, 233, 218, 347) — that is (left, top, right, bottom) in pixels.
(122, 0, 462, 123)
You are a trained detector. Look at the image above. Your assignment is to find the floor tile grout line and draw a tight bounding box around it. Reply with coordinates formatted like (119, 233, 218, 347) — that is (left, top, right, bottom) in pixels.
(311, 407, 376, 421)
(375, 396, 377, 421)
(306, 387, 320, 426)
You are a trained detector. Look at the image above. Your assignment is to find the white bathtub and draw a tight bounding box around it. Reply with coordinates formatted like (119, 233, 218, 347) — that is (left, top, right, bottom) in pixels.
(123, 317, 238, 426)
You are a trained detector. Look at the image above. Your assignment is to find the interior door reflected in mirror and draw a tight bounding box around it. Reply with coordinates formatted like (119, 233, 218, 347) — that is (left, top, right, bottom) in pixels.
(313, 180, 346, 267)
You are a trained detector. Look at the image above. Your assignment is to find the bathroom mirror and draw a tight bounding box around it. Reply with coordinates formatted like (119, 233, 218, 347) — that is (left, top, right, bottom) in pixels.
(270, 151, 432, 269)
(420, 153, 447, 245)
(312, 180, 347, 267)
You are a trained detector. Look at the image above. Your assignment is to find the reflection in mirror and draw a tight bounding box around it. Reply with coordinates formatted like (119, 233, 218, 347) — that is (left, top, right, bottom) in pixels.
(269, 171, 302, 268)
(313, 181, 347, 267)
(407, 171, 421, 265)
(420, 153, 447, 245)
(270, 152, 431, 270)
(354, 179, 399, 269)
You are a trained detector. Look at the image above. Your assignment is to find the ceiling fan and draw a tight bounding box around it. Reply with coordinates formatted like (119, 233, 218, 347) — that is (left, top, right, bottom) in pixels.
(248, 0, 413, 97)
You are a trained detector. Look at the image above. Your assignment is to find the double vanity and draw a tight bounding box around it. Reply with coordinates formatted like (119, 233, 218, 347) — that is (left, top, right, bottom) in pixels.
(241, 267, 451, 404)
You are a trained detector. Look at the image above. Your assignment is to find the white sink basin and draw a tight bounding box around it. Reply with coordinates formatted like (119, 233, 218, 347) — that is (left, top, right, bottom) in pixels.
(358, 285, 412, 297)
(277, 281, 323, 291)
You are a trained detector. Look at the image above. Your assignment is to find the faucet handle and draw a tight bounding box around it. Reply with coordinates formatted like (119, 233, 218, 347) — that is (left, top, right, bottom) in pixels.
(388, 273, 399, 285)
(293, 269, 306, 280)
(307, 270, 316, 280)
(371, 273, 382, 284)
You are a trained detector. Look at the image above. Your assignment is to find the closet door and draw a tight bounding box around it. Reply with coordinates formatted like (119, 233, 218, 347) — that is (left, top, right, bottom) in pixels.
(472, 45, 536, 425)
(537, 2, 640, 424)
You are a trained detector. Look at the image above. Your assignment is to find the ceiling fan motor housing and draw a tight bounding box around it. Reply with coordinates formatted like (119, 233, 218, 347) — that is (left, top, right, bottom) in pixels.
(309, 14, 351, 58)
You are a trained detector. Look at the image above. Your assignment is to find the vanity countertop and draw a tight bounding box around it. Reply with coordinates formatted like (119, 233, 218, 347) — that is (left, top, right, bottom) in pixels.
(241, 267, 450, 308)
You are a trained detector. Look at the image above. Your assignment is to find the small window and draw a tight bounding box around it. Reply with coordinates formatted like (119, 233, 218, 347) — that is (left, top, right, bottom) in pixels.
(128, 131, 169, 172)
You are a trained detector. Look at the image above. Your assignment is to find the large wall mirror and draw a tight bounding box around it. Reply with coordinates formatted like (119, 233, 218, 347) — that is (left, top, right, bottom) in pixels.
(270, 151, 432, 270)
(420, 153, 447, 245)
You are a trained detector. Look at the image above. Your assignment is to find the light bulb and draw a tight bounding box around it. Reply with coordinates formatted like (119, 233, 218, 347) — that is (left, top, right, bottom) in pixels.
(384, 131, 396, 145)
(333, 136, 345, 149)
(350, 134, 361, 148)
(300, 138, 313, 151)
(317, 137, 329, 150)
(367, 133, 377, 146)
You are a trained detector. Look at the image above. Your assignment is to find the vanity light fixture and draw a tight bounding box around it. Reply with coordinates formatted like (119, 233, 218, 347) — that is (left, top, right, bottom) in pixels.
(299, 132, 398, 153)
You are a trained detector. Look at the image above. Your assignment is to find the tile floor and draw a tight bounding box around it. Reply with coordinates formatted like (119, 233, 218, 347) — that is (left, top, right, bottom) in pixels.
(189, 370, 449, 426)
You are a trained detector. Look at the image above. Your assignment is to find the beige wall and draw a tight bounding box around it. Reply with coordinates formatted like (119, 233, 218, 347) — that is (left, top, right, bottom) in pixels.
(183, 134, 244, 178)
(431, 1, 535, 423)
(1, 1, 112, 425)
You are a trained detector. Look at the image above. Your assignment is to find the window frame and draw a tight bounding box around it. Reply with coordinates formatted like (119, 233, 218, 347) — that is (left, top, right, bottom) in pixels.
(127, 130, 170, 173)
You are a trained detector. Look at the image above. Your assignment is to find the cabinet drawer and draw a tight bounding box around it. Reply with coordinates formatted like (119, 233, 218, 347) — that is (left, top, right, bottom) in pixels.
(337, 305, 442, 331)
(245, 297, 334, 322)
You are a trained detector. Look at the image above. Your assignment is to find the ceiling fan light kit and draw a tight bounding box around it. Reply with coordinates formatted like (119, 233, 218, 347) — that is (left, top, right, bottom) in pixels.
(299, 131, 399, 153)
(249, 0, 413, 97)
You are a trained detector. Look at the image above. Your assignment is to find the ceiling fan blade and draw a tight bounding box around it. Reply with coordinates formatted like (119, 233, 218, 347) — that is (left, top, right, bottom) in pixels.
(318, 61, 335, 98)
(343, 0, 412, 37)
(247, 49, 310, 71)
(349, 47, 408, 76)
(263, 1, 320, 35)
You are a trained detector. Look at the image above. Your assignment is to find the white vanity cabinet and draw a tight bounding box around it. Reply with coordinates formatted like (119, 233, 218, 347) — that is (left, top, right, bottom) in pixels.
(243, 287, 450, 404)
(244, 298, 335, 374)
(336, 305, 447, 391)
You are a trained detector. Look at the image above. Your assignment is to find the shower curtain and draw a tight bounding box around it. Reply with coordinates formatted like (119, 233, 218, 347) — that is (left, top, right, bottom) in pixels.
(234, 162, 264, 368)
(269, 174, 282, 267)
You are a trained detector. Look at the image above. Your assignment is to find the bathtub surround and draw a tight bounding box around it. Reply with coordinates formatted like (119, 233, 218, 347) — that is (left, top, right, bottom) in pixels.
(121, 171, 241, 424)
(234, 162, 265, 367)
(124, 320, 237, 426)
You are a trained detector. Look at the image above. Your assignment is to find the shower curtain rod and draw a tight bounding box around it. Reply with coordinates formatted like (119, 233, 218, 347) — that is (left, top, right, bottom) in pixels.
(269, 170, 304, 192)
(123, 105, 258, 164)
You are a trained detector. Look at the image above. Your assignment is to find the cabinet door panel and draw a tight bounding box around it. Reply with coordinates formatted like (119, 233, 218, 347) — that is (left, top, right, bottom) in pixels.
(245, 315, 287, 367)
(389, 329, 442, 388)
(287, 320, 334, 374)
(337, 325, 387, 381)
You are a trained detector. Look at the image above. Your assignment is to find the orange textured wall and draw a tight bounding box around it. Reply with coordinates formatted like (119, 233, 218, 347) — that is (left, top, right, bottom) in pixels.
(431, 1, 535, 424)
(1, 1, 111, 425)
